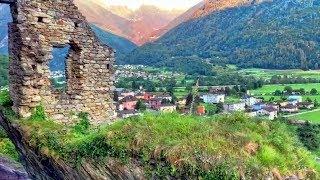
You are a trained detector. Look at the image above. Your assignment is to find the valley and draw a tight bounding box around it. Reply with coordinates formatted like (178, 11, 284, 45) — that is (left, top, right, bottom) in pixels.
(0, 0, 320, 179)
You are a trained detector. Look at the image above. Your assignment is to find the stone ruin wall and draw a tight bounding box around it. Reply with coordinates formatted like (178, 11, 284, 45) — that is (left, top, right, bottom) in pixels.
(3, 0, 116, 124)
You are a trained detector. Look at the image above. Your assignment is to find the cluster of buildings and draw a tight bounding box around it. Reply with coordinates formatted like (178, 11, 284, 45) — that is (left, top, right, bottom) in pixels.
(199, 92, 314, 120)
(115, 65, 182, 82)
(50, 70, 65, 79)
(115, 88, 178, 118)
(114, 85, 315, 120)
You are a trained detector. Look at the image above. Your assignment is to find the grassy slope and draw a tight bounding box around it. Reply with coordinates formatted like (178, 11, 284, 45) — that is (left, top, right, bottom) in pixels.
(16, 113, 320, 178)
(0, 91, 19, 161)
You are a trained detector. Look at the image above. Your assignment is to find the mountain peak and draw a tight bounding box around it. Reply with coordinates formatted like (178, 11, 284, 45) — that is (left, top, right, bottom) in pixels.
(73, 1, 185, 45)
(107, 5, 134, 19)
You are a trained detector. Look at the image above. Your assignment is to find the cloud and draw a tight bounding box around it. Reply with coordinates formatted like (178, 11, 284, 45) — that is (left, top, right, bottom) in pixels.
(105, 0, 202, 10)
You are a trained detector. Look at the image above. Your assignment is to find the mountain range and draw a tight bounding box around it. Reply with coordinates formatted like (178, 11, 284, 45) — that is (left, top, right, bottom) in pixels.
(2, 0, 320, 75)
(122, 0, 320, 74)
(74, 0, 184, 45)
(0, 0, 203, 55)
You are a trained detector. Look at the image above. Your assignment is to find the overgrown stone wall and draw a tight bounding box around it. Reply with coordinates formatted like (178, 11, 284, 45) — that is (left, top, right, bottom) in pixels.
(2, 0, 116, 124)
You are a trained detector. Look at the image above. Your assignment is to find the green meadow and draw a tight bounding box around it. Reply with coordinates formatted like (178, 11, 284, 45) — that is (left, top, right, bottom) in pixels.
(291, 110, 320, 124)
(249, 83, 320, 101)
(250, 83, 320, 95)
(239, 68, 320, 80)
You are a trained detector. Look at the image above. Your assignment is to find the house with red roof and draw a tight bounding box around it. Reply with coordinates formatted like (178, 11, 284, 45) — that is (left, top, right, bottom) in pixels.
(119, 95, 138, 111)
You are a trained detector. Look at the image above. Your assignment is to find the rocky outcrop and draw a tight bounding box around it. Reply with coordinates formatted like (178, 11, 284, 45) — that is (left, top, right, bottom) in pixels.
(0, 111, 145, 180)
(0, 156, 29, 180)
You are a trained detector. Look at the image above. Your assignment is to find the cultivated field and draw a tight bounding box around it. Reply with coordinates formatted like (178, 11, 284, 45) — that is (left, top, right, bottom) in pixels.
(250, 83, 320, 102)
(239, 68, 320, 80)
(251, 83, 320, 95)
(291, 110, 320, 124)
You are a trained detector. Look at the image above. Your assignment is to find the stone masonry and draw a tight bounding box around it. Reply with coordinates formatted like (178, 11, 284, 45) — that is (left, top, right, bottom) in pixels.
(1, 0, 116, 124)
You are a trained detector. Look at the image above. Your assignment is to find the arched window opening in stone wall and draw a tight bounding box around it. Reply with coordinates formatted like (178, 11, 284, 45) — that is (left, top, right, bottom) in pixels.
(0, 3, 12, 88)
(65, 41, 83, 95)
(49, 45, 70, 92)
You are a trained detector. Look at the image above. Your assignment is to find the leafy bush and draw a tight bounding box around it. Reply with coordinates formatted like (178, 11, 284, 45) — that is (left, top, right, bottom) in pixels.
(0, 90, 12, 107)
(73, 112, 90, 135)
(298, 122, 320, 151)
(28, 105, 46, 121)
(0, 138, 19, 161)
(0, 127, 19, 162)
(0, 56, 9, 87)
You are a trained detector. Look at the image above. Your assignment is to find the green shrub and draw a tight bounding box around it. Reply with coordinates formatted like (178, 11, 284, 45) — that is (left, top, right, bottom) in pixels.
(0, 90, 12, 107)
(298, 122, 320, 151)
(257, 146, 280, 167)
(28, 105, 46, 121)
(73, 112, 90, 135)
(0, 138, 19, 162)
(202, 164, 239, 180)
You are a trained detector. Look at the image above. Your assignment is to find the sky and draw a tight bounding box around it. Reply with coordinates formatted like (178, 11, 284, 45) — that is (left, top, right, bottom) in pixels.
(104, 0, 202, 10)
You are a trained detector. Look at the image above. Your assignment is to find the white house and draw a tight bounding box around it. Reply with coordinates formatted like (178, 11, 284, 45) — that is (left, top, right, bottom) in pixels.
(157, 94, 172, 102)
(245, 110, 258, 118)
(281, 104, 299, 113)
(288, 95, 303, 105)
(259, 107, 278, 120)
(201, 94, 225, 104)
(297, 102, 315, 109)
(224, 103, 246, 112)
(159, 104, 177, 113)
(241, 95, 261, 106)
(118, 110, 141, 118)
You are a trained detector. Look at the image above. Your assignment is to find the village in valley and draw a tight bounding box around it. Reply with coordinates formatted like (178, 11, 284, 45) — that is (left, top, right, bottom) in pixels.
(114, 84, 318, 121)
(47, 65, 319, 122)
(48, 64, 320, 122)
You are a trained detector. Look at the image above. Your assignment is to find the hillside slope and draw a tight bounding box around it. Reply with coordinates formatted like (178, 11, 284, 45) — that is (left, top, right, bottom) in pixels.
(91, 25, 137, 56)
(122, 0, 320, 72)
(191, 0, 265, 19)
(73, 0, 134, 42)
(151, 1, 205, 39)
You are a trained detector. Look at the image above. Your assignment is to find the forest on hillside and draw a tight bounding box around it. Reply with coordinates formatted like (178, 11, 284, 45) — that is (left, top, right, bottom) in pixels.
(0, 55, 8, 87)
(121, 0, 320, 74)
